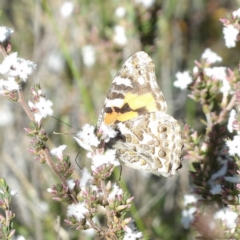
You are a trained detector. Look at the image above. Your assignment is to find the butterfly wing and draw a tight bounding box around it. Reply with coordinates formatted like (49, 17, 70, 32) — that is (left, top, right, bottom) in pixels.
(113, 112, 182, 177)
(97, 51, 167, 128)
(97, 51, 182, 177)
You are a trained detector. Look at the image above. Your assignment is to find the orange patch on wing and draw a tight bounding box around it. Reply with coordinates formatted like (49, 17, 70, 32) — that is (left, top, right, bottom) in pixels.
(104, 110, 138, 125)
(104, 111, 119, 125)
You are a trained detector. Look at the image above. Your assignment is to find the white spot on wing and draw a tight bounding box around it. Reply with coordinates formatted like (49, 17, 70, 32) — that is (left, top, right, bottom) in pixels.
(148, 114, 160, 133)
(113, 76, 132, 87)
(117, 122, 131, 134)
(141, 132, 153, 144)
(105, 98, 124, 108)
(138, 76, 145, 85)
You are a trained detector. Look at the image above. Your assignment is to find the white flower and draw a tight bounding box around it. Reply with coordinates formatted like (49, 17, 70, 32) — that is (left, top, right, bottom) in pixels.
(84, 228, 95, 237)
(210, 184, 222, 195)
(208, 157, 228, 182)
(214, 208, 238, 229)
(81, 45, 96, 67)
(135, 0, 155, 8)
(225, 175, 240, 183)
(0, 52, 36, 81)
(11, 58, 36, 81)
(226, 135, 240, 157)
(223, 25, 239, 48)
(74, 124, 100, 152)
(228, 109, 236, 133)
(67, 179, 75, 190)
(0, 52, 18, 74)
(0, 26, 14, 43)
(123, 226, 143, 240)
(113, 25, 127, 46)
(221, 79, 231, 94)
(232, 8, 240, 19)
(204, 67, 226, 80)
(79, 168, 92, 188)
(51, 145, 67, 159)
(123, 231, 143, 240)
(10, 189, 17, 196)
(47, 188, 54, 193)
(91, 149, 120, 168)
(207, 156, 227, 194)
(115, 7, 126, 18)
(31, 97, 53, 123)
(90, 185, 98, 192)
(204, 67, 231, 94)
(173, 71, 192, 90)
(67, 202, 88, 221)
(12, 236, 26, 240)
(0, 77, 19, 94)
(181, 207, 196, 229)
(201, 48, 222, 64)
(183, 194, 200, 206)
(99, 123, 118, 143)
(193, 66, 199, 74)
(5, 77, 20, 91)
(60, 1, 74, 18)
(108, 184, 123, 201)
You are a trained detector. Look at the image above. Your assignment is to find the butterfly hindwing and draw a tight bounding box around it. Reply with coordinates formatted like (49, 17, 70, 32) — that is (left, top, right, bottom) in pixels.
(113, 112, 182, 177)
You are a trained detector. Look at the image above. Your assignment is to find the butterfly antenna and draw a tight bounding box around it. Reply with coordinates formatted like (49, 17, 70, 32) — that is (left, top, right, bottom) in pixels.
(53, 131, 77, 135)
(75, 152, 82, 170)
(51, 115, 74, 129)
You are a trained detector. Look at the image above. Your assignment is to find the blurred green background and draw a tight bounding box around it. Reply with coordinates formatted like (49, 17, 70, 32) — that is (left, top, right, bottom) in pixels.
(1, 0, 240, 239)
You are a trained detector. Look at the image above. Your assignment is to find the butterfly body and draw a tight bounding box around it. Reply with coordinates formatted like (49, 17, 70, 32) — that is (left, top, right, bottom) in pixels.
(97, 51, 182, 177)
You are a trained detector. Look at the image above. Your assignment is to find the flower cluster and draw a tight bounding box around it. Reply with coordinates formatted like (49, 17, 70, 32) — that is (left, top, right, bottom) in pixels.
(175, 10, 240, 238)
(0, 27, 71, 239)
(71, 123, 143, 238)
(0, 52, 36, 102)
(0, 24, 144, 239)
(0, 178, 25, 240)
(0, 27, 35, 103)
(220, 8, 240, 48)
(28, 84, 53, 124)
(74, 123, 120, 172)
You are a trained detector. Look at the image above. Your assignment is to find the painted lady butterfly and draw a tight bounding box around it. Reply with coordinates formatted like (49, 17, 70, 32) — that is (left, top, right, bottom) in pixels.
(97, 51, 182, 177)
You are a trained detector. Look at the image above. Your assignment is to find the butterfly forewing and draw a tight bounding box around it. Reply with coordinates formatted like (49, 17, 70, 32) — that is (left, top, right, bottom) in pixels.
(97, 51, 167, 127)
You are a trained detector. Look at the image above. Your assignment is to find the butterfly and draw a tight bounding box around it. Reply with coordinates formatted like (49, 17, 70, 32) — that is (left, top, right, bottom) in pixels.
(96, 51, 182, 177)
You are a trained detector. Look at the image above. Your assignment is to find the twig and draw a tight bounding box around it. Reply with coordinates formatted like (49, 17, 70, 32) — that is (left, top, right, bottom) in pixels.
(217, 95, 236, 124)
(17, 89, 35, 121)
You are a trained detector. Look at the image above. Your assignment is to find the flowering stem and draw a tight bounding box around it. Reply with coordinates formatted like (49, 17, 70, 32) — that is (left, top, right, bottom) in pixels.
(17, 89, 35, 121)
(205, 112, 212, 129)
(217, 94, 236, 124)
(86, 215, 101, 232)
(42, 148, 65, 182)
(5, 207, 10, 228)
(42, 148, 78, 203)
(101, 180, 108, 202)
(18, 86, 78, 203)
(86, 215, 118, 240)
